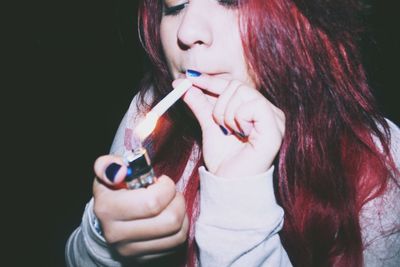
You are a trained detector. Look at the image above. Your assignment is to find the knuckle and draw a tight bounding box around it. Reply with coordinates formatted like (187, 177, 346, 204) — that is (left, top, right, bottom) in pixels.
(236, 83, 247, 92)
(175, 193, 186, 209)
(162, 175, 176, 190)
(93, 201, 110, 221)
(212, 110, 224, 122)
(176, 227, 188, 245)
(255, 97, 267, 107)
(117, 248, 130, 257)
(102, 224, 118, 244)
(228, 79, 242, 89)
(165, 194, 186, 232)
(175, 192, 186, 213)
(165, 211, 182, 232)
(117, 243, 139, 257)
(145, 195, 163, 216)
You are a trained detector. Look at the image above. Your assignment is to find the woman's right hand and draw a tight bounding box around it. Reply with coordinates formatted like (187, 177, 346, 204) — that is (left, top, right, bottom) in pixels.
(92, 155, 189, 260)
(180, 74, 285, 179)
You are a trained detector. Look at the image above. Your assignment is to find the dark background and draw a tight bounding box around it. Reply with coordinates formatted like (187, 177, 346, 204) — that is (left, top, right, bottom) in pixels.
(5, 0, 398, 266)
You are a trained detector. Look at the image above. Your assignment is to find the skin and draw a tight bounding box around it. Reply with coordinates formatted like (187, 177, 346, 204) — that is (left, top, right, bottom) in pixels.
(93, 0, 285, 259)
(93, 156, 188, 259)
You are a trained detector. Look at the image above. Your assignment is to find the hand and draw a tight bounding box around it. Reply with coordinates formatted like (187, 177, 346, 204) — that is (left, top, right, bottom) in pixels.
(92, 155, 189, 259)
(179, 74, 285, 178)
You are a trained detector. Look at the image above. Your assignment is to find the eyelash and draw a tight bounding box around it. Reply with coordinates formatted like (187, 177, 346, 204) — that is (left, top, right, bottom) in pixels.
(163, 0, 238, 16)
(218, 0, 239, 8)
(163, 2, 188, 16)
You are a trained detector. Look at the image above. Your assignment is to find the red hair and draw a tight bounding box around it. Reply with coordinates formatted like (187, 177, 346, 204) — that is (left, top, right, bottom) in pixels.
(137, 0, 398, 266)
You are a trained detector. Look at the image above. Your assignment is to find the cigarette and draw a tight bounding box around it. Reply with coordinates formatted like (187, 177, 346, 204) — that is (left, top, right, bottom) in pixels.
(134, 79, 193, 140)
(151, 79, 192, 117)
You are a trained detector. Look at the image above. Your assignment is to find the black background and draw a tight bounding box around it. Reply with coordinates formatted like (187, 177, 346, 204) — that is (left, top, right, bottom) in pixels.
(5, 1, 398, 266)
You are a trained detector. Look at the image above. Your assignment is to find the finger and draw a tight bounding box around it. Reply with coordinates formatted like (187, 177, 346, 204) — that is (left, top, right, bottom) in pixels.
(93, 175, 177, 221)
(185, 71, 230, 95)
(94, 155, 128, 186)
(271, 105, 286, 134)
(212, 80, 242, 129)
(182, 84, 215, 130)
(235, 98, 282, 141)
(115, 214, 189, 257)
(103, 192, 186, 244)
(222, 83, 259, 135)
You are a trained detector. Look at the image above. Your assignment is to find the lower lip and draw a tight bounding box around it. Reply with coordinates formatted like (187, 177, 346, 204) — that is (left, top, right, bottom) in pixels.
(180, 71, 230, 79)
(207, 73, 231, 80)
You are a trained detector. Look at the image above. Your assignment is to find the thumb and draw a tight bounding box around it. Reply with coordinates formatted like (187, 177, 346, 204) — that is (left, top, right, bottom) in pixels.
(94, 155, 128, 187)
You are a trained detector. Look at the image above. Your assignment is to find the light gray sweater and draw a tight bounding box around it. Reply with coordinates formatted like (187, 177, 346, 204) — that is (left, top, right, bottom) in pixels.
(65, 95, 400, 266)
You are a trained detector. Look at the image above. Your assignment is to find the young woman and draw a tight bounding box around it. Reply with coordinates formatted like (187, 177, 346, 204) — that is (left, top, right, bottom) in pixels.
(66, 0, 399, 266)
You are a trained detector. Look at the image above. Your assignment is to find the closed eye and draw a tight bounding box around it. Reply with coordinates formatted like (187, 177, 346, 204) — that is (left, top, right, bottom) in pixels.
(163, 0, 237, 17)
(218, 0, 239, 8)
(164, 2, 188, 16)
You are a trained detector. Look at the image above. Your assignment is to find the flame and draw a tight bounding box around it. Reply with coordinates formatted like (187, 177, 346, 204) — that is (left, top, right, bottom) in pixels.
(134, 111, 159, 141)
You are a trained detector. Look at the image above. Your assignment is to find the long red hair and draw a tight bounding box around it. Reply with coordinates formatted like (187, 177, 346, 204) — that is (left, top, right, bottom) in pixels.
(137, 0, 398, 266)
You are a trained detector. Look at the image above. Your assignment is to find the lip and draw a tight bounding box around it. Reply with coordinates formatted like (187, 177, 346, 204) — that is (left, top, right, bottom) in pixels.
(208, 72, 231, 79)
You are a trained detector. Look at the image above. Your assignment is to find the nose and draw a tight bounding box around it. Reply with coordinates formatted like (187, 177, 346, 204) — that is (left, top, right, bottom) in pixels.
(177, 4, 213, 50)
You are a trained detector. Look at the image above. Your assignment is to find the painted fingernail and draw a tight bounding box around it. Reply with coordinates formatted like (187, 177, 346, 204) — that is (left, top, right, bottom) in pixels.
(186, 69, 202, 77)
(219, 125, 229, 135)
(105, 163, 121, 182)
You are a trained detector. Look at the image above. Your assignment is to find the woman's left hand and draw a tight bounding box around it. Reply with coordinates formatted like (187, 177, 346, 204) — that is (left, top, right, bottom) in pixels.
(178, 74, 285, 178)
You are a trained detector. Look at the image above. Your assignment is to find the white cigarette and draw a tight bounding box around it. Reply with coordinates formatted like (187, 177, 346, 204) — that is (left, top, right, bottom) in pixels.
(151, 79, 192, 117)
(134, 79, 193, 140)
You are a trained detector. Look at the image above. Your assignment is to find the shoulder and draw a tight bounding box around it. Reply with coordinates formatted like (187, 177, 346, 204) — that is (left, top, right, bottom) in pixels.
(109, 88, 155, 155)
(385, 119, 400, 166)
(127, 88, 155, 121)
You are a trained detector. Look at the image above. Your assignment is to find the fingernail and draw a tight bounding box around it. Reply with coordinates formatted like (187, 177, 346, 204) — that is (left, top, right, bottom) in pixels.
(105, 163, 121, 182)
(219, 125, 229, 135)
(186, 69, 201, 77)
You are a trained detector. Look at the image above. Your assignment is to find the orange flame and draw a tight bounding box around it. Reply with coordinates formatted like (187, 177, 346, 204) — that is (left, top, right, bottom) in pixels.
(134, 111, 159, 141)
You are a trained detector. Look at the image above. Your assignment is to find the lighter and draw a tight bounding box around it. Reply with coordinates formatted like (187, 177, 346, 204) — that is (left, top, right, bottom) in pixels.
(123, 147, 155, 189)
(124, 80, 192, 190)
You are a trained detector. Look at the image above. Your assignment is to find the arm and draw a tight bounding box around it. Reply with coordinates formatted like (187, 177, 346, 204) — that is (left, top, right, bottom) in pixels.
(65, 92, 188, 266)
(65, 199, 123, 267)
(65, 111, 130, 267)
(65, 160, 188, 267)
(195, 166, 292, 267)
(181, 73, 290, 266)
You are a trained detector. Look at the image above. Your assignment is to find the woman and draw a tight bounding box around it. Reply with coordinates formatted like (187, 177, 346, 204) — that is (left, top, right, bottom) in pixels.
(66, 0, 399, 266)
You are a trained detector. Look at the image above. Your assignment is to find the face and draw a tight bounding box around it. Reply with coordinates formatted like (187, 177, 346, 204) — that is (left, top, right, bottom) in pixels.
(160, 0, 255, 87)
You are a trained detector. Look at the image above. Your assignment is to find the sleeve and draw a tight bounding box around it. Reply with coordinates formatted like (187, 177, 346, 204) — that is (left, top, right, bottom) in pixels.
(109, 110, 129, 156)
(65, 199, 123, 267)
(195, 166, 292, 267)
(361, 120, 400, 266)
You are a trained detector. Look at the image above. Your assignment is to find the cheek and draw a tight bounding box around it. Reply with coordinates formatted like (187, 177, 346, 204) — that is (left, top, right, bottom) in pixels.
(223, 20, 255, 86)
(231, 42, 255, 87)
(160, 22, 179, 72)
(160, 23, 171, 56)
